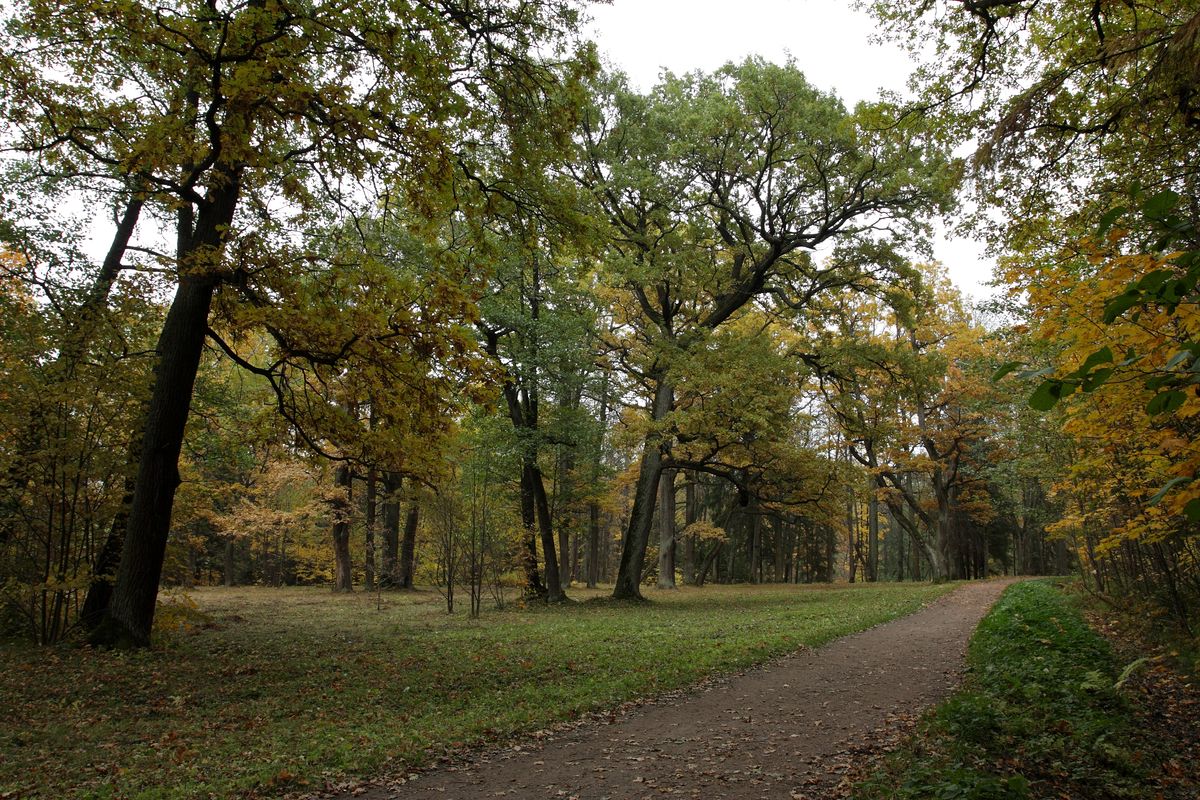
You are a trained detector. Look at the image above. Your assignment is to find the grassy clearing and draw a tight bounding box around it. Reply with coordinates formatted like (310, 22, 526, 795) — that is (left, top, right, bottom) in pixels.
(852, 580, 1154, 800)
(2, 581, 951, 800)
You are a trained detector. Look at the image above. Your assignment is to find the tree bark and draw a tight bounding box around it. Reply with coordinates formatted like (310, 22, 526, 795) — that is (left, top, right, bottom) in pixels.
(682, 477, 697, 585)
(78, 476, 133, 629)
(365, 468, 377, 591)
(751, 500, 763, 584)
(611, 444, 663, 599)
(381, 472, 401, 585)
(87, 156, 243, 646)
(696, 541, 722, 586)
(398, 502, 419, 589)
(330, 465, 354, 593)
(89, 272, 220, 645)
(867, 490, 879, 582)
(586, 501, 601, 588)
(517, 462, 546, 598)
(611, 379, 672, 600)
(772, 516, 785, 583)
(657, 468, 676, 589)
(585, 375, 609, 589)
(532, 464, 566, 602)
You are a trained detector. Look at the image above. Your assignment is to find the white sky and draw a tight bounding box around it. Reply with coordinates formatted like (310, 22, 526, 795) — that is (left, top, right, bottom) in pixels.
(584, 0, 997, 302)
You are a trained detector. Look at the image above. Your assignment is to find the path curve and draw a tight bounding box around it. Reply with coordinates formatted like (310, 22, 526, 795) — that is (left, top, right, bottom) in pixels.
(339, 579, 1014, 800)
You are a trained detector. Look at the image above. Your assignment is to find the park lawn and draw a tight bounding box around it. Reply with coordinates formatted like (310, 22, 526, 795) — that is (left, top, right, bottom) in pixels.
(1, 581, 951, 799)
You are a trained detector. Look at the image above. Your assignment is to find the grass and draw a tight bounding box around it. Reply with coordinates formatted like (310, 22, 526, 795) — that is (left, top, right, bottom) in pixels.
(852, 580, 1152, 800)
(1, 581, 952, 799)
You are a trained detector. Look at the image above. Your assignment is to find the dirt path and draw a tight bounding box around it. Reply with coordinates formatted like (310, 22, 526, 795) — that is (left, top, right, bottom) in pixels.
(339, 580, 1015, 800)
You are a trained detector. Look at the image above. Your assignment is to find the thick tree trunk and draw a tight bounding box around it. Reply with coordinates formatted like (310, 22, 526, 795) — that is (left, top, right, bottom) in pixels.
(557, 512, 571, 589)
(398, 503, 419, 589)
(331, 465, 354, 593)
(88, 166, 243, 647)
(517, 464, 546, 598)
(847, 493, 857, 583)
(532, 465, 566, 602)
(657, 468, 676, 589)
(555, 387, 580, 589)
(78, 478, 133, 630)
(611, 444, 663, 599)
(891, 504, 904, 581)
(932, 474, 956, 581)
(585, 376, 608, 589)
(611, 379, 672, 600)
(696, 541, 722, 586)
(90, 273, 219, 646)
(825, 524, 836, 582)
(772, 516, 785, 583)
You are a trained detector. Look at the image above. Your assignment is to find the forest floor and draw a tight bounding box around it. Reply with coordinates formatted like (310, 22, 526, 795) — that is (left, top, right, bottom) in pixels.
(318, 579, 1015, 800)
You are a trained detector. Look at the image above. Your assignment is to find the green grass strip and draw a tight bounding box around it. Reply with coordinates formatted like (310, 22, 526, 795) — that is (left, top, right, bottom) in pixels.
(853, 580, 1149, 800)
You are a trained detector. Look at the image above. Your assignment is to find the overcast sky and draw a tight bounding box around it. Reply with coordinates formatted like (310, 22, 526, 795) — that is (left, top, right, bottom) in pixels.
(584, 0, 996, 302)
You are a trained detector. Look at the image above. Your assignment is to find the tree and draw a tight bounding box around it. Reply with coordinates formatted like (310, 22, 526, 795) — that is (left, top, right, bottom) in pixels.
(872, 0, 1200, 251)
(876, 0, 1200, 617)
(578, 60, 954, 598)
(815, 264, 1010, 581)
(476, 222, 596, 603)
(0, 0, 590, 645)
(0, 248, 157, 642)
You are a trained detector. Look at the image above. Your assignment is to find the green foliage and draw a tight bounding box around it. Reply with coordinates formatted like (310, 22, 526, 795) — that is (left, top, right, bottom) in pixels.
(854, 581, 1151, 800)
(0, 582, 952, 799)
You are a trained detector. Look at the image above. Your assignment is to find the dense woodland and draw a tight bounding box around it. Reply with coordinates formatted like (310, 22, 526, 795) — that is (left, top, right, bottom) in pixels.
(0, 0, 1197, 647)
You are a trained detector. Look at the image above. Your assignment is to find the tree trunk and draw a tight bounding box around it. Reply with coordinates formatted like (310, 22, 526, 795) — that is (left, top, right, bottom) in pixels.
(931, 473, 956, 580)
(611, 379, 672, 600)
(657, 468, 676, 589)
(555, 387, 581, 589)
(331, 465, 354, 593)
(695, 541, 722, 586)
(847, 491, 858, 583)
(611, 444, 663, 599)
(88, 165, 243, 647)
(78, 478, 133, 630)
(398, 502, 419, 589)
(365, 468, 377, 591)
(772, 516, 785, 583)
(381, 472, 401, 585)
(751, 502, 762, 584)
(585, 375, 608, 589)
(88, 271, 220, 646)
(682, 477, 697, 585)
(223, 539, 236, 587)
(557, 512, 571, 589)
(532, 464, 566, 602)
(72, 196, 149, 630)
(587, 502, 601, 589)
(867, 491, 879, 582)
(517, 465, 546, 598)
